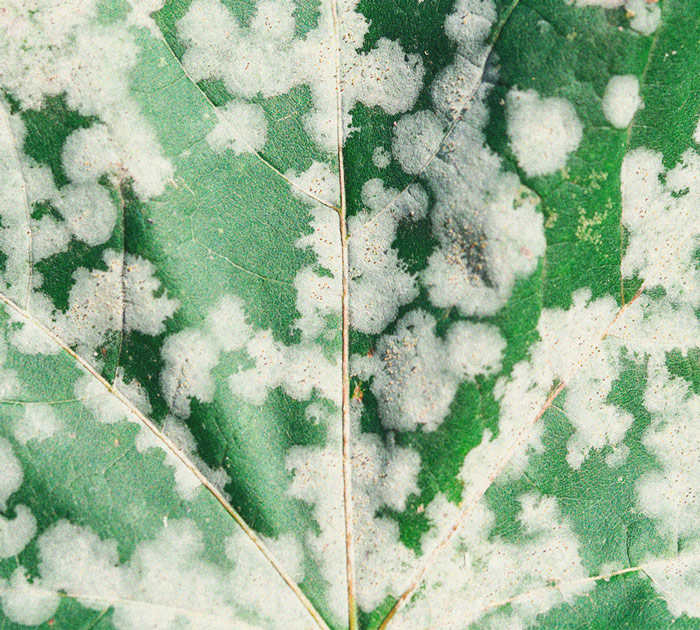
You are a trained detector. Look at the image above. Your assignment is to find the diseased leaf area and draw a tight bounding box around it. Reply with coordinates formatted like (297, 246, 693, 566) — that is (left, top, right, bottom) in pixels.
(1, 0, 700, 629)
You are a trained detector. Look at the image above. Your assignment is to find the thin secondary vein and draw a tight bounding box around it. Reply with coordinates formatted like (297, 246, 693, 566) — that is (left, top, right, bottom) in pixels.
(0, 290, 331, 630)
(128, 1, 340, 213)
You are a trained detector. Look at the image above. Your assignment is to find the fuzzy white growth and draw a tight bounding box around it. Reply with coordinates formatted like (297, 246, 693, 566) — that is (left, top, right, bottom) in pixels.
(0, 437, 23, 510)
(391, 492, 592, 629)
(13, 404, 62, 445)
(0, 438, 37, 560)
(11, 251, 178, 360)
(621, 148, 700, 307)
(206, 101, 268, 155)
(355, 310, 504, 432)
(506, 89, 583, 177)
(161, 295, 252, 418)
(286, 402, 422, 618)
(602, 75, 642, 128)
(0, 569, 60, 626)
(23, 518, 314, 630)
(0, 1, 173, 200)
(391, 0, 546, 318)
(567, 0, 660, 35)
(636, 365, 700, 544)
(348, 179, 427, 334)
(372, 147, 391, 169)
(75, 370, 151, 426)
(177, 0, 424, 151)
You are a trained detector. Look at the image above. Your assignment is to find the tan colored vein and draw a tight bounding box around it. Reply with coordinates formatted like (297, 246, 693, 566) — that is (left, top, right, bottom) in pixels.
(378, 286, 645, 630)
(0, 290, 331, 630)
(326, 0, 358, 627)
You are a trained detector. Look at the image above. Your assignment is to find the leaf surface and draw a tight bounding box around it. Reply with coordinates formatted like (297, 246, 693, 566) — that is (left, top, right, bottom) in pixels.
(1, 1, 700, 629)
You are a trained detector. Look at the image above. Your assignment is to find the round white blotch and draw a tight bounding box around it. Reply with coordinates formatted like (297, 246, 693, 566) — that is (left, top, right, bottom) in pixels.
(392, 110, 444, 175)
(602, 75, 642, 128)
(506, 89, 583, 177)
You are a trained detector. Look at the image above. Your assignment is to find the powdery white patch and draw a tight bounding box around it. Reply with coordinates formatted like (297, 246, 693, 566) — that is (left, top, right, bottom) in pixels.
(0, 1, 173, 200)
(25, 518, 315, 630)
(54, 182, 117, 247)
(13, 404, 62, 445)
(354, 309, 504, 432)
(642, 550, 700, 618)
(177, 0, 424, 151)
(62, 124, 120, 185)
(602, 75, 643, 128)
(506, 89, 583, 177)
(31, 216, 71, 262)
(0, 104, 33, 304)
(348, 179, 428, 334)
(76, 370, 151, 425)
(0, 505, 37, 559)
(123, 255, 180, 336)
(391, 492, 592, 630)
(286, 402, 421, 619)
(391, 1, 546, 318)
(206, 101, 268, 155)
(636, 364, 700, 543)
(566, 0, 660, 35)
(161, 295, 252, 418)
(372, 147, 391, 169)
(0, 438, 37, 560)
(0, 568, 60, 626)
(621, 147, 700, 307)
(11, 251, 178, 359)
(0, 437, 23, 510)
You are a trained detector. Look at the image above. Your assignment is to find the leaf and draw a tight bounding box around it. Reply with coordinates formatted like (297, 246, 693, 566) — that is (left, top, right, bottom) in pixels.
(1, 0, 699, 629)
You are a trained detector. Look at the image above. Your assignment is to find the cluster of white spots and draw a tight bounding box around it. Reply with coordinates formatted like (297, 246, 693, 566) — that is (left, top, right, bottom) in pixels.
(371, 147, 391, 169)
(12, 404, 62, 446)
(602, 75, 643, 129)
(354, 310, 504, 432)
(10, 250, 178, 359)
(621, 148, 700, 306)
(0, 0, 173, 200)
(161, 295, 253, 418)
(506, 89, 583, 177)
(177, 0, 424, 152)
(390, 0, 546, 318)
(348, 179, 427, 334)
(1, 518, 314, 630)
(567, 0, 660, 35)
(0, 438, 37, 560)
(391, 492, 592, 629)
(285, 402, 421, 619)
(206, 101, 268, 155)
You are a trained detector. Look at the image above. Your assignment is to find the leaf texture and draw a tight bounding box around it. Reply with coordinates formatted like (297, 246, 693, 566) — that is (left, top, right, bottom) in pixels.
(2, 1, 700, 629)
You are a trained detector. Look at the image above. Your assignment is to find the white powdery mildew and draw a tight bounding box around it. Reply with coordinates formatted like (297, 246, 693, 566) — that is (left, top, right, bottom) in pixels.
(206, 101, 268, 155)
(621, 147, 700, 306)
(348, 179, 428, 334)
(0, 518, 314, 630)
(355, 310, 504, 432)
(602, 75, 643, 129)
(392, 492, 592, 630)
(567, 0, 661, 35)
(0, 438, 37, 560)
(10, 251, 178, 359)
(506, 89, 583, 177)
(177, 0, 424, 152)
(13, 404, 62, 446)
(0, 0, 173, 200)
(286, 402, 422, 618)
(161, 295, 253, 417)
(391, 0, 546, 318)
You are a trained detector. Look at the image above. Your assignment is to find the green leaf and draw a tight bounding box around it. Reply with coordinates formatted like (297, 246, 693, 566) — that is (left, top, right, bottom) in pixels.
(2, 0, 700, 629)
